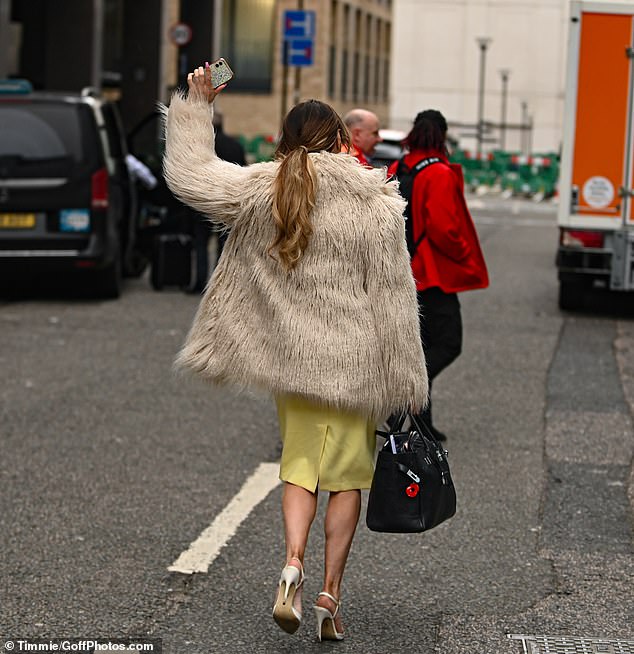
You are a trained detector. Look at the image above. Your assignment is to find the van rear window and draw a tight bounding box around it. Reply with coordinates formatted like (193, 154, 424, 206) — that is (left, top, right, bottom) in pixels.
(0, 102, 87, 176)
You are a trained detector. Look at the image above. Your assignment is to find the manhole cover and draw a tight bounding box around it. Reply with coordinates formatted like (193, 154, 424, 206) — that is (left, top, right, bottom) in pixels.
(508, 634, 634, 654)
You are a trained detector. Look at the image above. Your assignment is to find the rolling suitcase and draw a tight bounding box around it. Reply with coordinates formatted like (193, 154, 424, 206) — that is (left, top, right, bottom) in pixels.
(151, 233, 194, 290)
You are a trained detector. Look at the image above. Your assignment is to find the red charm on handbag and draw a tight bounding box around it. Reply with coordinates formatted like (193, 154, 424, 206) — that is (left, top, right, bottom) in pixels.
(405, 482, 419, 498)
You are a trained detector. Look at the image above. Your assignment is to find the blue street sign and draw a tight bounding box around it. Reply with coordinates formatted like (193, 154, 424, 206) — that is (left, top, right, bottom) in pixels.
(285, 38, 314, 67)
(283, 10, 315, 39)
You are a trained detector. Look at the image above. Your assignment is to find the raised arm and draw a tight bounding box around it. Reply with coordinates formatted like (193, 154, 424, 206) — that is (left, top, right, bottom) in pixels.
(161, 66, 252, 226)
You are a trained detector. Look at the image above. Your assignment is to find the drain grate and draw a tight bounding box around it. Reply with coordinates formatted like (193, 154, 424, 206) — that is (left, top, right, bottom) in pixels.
(508, 634, 634, 654)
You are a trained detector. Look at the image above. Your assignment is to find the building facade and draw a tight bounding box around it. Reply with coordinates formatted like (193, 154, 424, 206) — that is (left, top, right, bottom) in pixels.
(2, 0, 181, 134)
(217, 0, 393, 137)
(390, 0, 571, 154)
(1, 0, 393, 140)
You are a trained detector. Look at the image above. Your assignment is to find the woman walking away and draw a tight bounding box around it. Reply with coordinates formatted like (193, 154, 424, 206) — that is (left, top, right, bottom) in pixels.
(162, 66, 428, 642)
(389, 110, 488, 441)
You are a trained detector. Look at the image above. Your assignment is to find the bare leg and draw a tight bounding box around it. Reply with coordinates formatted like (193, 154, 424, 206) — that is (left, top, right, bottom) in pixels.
(315, 489, 361, 633)
(273, 482, 318, 631)
(282, 481, 318, 564)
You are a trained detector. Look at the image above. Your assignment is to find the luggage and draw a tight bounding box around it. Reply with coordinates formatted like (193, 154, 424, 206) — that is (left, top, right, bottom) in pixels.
(150, 233, 194, 290)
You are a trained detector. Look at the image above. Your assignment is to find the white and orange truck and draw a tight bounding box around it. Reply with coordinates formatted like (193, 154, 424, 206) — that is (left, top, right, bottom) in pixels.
(557, 0, 634, 309)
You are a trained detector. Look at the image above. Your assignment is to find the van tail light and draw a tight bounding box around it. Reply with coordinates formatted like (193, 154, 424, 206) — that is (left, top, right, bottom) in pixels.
(560, 229, 604, 248)
(91, 167, 109, 210)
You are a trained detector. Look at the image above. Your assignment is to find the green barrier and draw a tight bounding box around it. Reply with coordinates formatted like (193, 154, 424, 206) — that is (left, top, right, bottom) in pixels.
(239, 135, 277, 163)
(236, 141, 561, 199)
(490, 151, 560, 199)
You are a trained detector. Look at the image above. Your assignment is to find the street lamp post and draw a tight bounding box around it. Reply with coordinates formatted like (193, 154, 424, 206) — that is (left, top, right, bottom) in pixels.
(521, 100, 528, 155)
(476, 37, 492, 159)
(499, 69, 511, 150)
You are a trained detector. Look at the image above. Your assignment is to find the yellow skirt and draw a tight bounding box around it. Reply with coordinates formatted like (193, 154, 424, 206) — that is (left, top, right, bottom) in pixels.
(275, 394, 376, 493)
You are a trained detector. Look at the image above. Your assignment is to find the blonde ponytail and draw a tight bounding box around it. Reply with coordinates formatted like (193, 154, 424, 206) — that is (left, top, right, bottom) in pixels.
(270, 146, 317, 271)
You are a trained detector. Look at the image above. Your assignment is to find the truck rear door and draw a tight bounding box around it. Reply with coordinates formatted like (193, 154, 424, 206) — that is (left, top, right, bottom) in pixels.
(559, 1, 634, 291)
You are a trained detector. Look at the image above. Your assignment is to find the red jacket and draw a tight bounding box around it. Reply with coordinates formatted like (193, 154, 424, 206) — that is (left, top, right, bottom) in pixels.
(351, 147, 372, 168)
(388, 150, 489, 293)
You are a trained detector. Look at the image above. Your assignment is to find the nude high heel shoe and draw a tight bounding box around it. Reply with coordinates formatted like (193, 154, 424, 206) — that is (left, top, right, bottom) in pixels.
(272, 559, 305, 634)
(313, 591, 344, 642)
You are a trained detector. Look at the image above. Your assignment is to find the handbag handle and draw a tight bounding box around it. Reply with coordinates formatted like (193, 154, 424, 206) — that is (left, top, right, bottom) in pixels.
(375, 411, 410, 438)
(378, 411, 440, 444)
(378, 413, 452, 484)
(408, 413, 440, 443)
(408, 414, 452, 485)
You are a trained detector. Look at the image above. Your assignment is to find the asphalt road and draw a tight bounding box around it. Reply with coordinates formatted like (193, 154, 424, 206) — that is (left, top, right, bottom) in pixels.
(1, 196, 632, 654)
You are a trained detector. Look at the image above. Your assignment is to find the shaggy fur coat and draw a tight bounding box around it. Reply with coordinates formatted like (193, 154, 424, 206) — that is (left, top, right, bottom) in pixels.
(162, 93, 428, 420)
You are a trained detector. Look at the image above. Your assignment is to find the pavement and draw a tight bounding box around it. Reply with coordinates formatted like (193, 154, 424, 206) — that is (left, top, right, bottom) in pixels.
(617, 321, 634, 524)
(0, 195, 632, 654)
(440, 317, 634, 654)
(436, 194, 634, 654)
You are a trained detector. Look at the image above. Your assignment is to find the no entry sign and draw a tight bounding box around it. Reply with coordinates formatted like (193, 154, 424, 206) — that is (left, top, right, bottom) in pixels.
(169, 22, 193, 46)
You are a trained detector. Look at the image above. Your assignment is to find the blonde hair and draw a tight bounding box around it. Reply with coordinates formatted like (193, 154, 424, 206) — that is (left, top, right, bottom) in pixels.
(270, 100, 350, 270)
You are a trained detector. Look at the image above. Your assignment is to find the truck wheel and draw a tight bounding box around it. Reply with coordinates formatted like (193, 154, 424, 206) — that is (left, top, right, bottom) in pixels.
(558, 280, 586, 311)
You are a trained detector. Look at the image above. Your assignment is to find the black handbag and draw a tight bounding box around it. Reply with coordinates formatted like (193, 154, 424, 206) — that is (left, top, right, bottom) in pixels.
(366, 413, 457, 533)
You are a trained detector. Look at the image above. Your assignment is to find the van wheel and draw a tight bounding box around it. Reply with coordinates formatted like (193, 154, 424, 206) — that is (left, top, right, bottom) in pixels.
(558, 280, 586, 311)
(95, 256, 122, 299)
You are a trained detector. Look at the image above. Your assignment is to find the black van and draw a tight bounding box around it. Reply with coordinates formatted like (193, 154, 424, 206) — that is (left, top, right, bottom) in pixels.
(0, 80, 139, 298)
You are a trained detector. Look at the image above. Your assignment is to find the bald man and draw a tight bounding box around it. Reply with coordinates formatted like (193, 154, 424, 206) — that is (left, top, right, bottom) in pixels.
(343, 108, 382, 167)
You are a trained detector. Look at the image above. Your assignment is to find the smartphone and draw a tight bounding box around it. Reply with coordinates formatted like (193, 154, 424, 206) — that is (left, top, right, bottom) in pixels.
(209, 58, 234, 88)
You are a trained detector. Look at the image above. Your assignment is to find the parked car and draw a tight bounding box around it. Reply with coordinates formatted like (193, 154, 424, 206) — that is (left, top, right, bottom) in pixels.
(0, 79, 141, 298)
(371, 128, 460, 170)
(371, 129, 407, 168)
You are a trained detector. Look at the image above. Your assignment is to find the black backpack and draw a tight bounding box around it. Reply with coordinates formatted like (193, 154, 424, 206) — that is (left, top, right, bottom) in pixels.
(394, 156, 442, 256)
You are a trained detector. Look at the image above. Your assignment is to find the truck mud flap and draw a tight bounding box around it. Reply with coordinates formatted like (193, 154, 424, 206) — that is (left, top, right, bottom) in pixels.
(610, 230, 634, 291)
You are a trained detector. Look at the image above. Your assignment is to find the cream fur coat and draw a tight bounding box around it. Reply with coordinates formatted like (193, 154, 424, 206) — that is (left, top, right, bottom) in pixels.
(163, 93, 427, 420)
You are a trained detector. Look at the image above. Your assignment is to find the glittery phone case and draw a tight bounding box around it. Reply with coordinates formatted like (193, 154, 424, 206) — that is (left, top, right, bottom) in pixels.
(210, 58, 234, 88)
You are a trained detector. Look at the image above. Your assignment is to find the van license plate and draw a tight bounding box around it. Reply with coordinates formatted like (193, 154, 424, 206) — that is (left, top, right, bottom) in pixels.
(0, 213, 36, 229)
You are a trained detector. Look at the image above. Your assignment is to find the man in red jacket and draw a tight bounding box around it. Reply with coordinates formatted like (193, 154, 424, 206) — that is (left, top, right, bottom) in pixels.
(389, 110, 488, 441)
(344, 108, 382, 167)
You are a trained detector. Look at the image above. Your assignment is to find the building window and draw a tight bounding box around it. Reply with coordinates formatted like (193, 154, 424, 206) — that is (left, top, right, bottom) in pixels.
(374, 18, 382, 102)
(221, 0, 275, 92)
(341, 49, 348, 100)
(363, 13, 371, 103)
(363, 54, 370, 103)
(328, 45, 336, 98)
(383, 20, 391, 101)
(328, 0, 338, 99)
(374, 54, 380, 102)
(352, 9, 361, 102)
(353, 52, 360, 101)
(341, 3, 351, 100)
(383, 58, 389, 102)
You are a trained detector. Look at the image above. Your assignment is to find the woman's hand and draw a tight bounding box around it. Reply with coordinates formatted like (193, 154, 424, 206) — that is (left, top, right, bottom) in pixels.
(187, 64, 226, 104)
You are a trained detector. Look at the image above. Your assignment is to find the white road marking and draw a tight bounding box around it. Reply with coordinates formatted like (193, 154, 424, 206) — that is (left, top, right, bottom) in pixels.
(168, 462, 281, 574)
